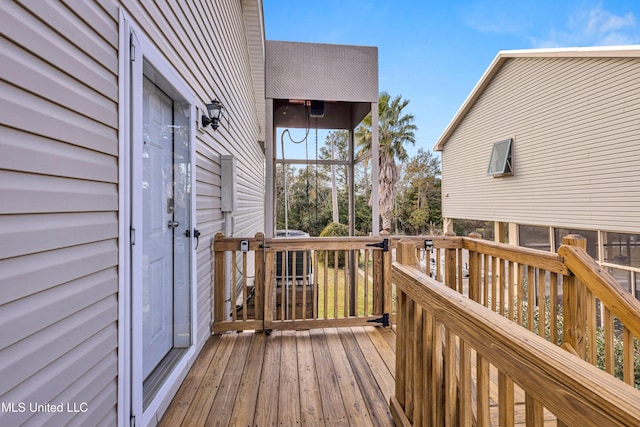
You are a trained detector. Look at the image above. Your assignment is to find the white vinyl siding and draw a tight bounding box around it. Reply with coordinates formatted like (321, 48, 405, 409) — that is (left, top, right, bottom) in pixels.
(1, 0, 264, 426)
(441, 56, 640, 233)
(0, 0, 119, 425)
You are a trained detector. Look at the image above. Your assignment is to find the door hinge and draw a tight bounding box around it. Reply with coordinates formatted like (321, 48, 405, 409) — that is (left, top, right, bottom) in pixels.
(367, 313, 390, 327)
(130, 414, 136, 427)
(366, 238, 389, 252)
(130, 38, 136, 62)
(130, 227, 136, 246)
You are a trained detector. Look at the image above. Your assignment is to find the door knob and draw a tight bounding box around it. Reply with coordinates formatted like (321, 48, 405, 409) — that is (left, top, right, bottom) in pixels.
(168, 220, 180, 229)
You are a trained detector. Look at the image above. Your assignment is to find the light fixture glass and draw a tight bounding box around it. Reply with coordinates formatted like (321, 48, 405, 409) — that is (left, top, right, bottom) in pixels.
(202, 99, 224, 130)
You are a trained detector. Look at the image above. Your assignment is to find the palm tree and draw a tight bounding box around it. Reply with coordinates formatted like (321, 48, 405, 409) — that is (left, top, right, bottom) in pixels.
(356, 92, 417, 232)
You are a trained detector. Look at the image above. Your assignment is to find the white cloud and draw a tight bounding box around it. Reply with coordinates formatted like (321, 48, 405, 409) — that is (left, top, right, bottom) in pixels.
(533, 5, 639, 47)
(584, 8, 635, 35)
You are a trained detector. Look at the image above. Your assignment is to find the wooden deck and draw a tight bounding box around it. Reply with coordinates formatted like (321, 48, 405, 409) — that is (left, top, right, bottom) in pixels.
(159, 324, 559, 426)
(159, 326, 397, 427)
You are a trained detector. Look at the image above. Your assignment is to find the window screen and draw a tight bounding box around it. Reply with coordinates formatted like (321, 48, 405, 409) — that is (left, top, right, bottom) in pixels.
(487, 139, 513, 176)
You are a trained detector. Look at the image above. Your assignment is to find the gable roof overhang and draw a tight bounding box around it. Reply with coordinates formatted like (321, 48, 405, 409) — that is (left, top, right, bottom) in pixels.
(242, 0, 266, 141)
(433, 45, 640, 152)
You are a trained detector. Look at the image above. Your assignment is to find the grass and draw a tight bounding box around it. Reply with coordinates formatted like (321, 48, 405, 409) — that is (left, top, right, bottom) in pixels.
(315, 263, 374, 319)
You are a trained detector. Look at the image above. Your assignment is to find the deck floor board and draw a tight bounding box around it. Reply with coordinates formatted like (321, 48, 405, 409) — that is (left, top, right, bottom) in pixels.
(160, 325, 558, 426)
(161, 326, 393, 427)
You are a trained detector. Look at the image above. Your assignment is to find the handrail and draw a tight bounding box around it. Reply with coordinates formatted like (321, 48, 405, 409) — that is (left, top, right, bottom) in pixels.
(392, 259, 640, 426)
(265, 236, 387, 251)
(463, 236, 570, 275)
(559, 244, 640, 339)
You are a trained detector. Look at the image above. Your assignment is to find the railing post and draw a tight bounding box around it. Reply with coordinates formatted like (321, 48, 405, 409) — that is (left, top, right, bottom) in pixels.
(391, 240, 412, 424)
(562, 234, 587, 359)
(373, 230, 390, 316)
(263, 248, 275, 330)
(468, 232, 482, 302)
(382, 231, 393, 319)
(213, 232, 226, 325)
(254, 232, 265, 324)
(444, 231, 457, 291)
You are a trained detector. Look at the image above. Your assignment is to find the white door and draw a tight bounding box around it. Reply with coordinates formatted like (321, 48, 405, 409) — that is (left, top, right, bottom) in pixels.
(142, 77, 174, 379)
(122, 21, 196, 424)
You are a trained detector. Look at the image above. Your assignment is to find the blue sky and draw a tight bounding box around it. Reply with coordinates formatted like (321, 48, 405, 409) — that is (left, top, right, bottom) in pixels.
(264, 0, 640, 158)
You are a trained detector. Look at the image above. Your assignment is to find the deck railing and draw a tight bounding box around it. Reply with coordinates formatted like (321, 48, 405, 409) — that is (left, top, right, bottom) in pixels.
(392, 235, 640, 426)
(212, 232, 640, 424)
(211, 233, 393, 333)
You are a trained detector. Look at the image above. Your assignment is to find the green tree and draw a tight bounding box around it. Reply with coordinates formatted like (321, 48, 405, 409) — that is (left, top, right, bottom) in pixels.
(276, 164, 332, 235)
(356, 92, 417, 232)
(399, 148, 442, 234)
(318, 130, 372, 235)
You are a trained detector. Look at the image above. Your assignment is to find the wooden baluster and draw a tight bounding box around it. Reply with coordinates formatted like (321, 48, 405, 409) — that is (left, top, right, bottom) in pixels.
(344, 250, 349, 318)
(264, 250, 275, 329)
(280, 251, 286, 321)
(477, 354, 491, 427)
(291, 251, 297, 321)
(333, 251, 338, 319)
(232, 251, 237, 321)
(587, 289, 597, 365)
(312, 250, 318, 320)
(498, 371, 514, 427)
(302, 250, 307, 320)
(500, 258, 507, 316)
(537, 269, 546, 337)
(459, 340, 472, 426)
(604, 308, 615, 375)
(364, 249, 369, 317)
(623, 326, 634, 385)
(483, 253, 490, 308)
(323, 251, 328, 319)
(525, 393, 544, 427)
(517, 264, 525, 326)
(242, 251, 248, 321)
(508, 261, 515, 321)
(549, 273, 558, 344)
(491, 256, 500, 313)
(372, 246, 383, 316)
(527, 266, 535, 331)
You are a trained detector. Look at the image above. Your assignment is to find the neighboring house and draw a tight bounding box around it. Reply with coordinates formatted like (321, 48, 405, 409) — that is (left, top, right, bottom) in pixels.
(1, 1, 265, 426)
(434, 46, 640, 299)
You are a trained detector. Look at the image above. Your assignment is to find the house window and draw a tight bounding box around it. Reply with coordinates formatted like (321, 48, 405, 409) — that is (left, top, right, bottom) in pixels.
(554, 228, 598, 259)
(603, 232, 640, 268)
(487, 138, 513, 176)
(519, 225, 550, 252)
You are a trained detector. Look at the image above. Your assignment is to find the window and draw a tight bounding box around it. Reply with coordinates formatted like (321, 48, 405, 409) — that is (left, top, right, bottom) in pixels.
(603, 232, 640, 268)
(487, 138, 513, 176)
(519, 225, 550, 252)
(554, 228, 598, 259)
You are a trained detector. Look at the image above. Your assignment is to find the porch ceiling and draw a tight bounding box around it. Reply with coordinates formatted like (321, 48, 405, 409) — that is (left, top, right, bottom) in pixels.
(266, 40, 377, 130)
(273, 99, 371, 130)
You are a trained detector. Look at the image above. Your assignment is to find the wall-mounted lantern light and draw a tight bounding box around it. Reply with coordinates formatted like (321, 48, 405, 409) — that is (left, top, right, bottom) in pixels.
(202, 99, 224, 130)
